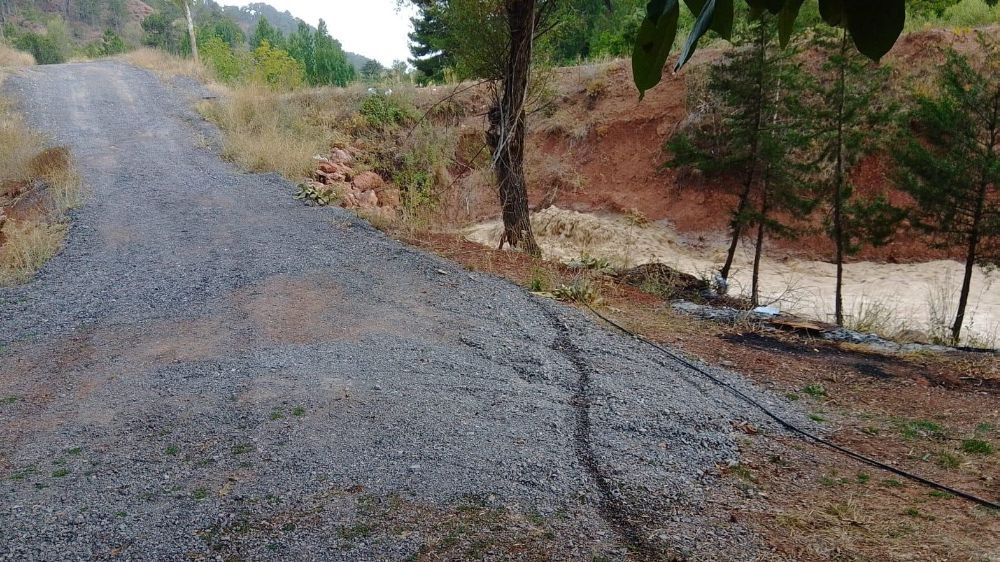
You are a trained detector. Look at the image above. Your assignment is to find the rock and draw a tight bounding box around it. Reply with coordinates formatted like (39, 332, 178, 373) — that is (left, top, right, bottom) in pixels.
(376, 186, 401, 208)
(353, 171, 385, 192)
(356, 189, 379, 209)
(330, 148, 353, 165)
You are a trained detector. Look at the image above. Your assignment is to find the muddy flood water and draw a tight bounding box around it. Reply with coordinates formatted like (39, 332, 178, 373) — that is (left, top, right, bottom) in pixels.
(468, 207, 999, 347)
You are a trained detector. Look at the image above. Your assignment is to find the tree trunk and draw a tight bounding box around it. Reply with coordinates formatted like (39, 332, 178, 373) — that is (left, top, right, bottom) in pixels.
(184, 1, 199, 64)
(952, 167, 991, 344)
(832, 30, 849, 326)
(751, 188, 768, 308)
(487, 0, 540, 256)
(720, 21, 768, 287)
(953, 219, 981, 345)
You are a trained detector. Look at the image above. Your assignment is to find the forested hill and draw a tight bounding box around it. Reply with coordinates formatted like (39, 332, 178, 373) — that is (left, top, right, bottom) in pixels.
(0, 0, 374, 71)
(220, 2, 373, 70)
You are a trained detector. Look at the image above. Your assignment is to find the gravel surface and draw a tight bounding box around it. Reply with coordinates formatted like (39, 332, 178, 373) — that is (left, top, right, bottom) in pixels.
(0, 61, 807, 560)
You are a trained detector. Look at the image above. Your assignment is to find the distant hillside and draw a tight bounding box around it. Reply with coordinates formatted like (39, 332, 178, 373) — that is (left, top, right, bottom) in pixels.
(219, 2, 374, 70)
(0, 0, 153, 41)
(0, 0, 374, 70)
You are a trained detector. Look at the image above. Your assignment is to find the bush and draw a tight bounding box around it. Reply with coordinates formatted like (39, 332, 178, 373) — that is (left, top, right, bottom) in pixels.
(359, 94, 416, 129)
(201, 36, 245, 83)
(940, 0, 1000, 26)
(13, 32, 64, 65)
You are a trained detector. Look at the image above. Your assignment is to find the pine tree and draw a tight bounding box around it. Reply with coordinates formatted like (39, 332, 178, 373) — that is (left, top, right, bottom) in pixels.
(798, 27, 899, 326)
(251, 17, 283, 49)
(667, 15, 808, 301)
(896, 34, 999, 344)
(408, 0, 452, 84)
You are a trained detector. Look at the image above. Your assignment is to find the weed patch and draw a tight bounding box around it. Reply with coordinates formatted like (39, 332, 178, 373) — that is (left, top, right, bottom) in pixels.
(898, 419, 946, 440)
(960, 439, 993, 455)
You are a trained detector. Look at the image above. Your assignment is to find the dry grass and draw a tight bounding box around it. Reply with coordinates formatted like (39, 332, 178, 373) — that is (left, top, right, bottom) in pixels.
(0, 98, 45, 181)
(0, 43, 35, 71)
(198, 83, 326, 179)
(0, 97, 80, 285)
(0, 220, 67, 284)
(121, 48, 209, 82)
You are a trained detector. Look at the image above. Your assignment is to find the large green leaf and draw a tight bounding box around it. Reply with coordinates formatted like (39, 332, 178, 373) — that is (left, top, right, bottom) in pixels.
(778, 0, 806, 47)
(682, 0, 734, 39)
(676, 0, 720, 70)
(632, 0, 680, 99)
(844, 0, 905, 60)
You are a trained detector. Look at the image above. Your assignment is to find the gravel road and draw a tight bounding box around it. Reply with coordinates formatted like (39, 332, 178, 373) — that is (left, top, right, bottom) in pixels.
(0, 61, 804, 560)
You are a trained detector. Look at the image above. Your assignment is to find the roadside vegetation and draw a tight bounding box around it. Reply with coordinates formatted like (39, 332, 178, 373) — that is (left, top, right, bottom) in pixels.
(0, 53, 80, 284)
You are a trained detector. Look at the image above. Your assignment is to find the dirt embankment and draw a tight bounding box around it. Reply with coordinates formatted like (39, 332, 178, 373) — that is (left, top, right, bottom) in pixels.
(520, 28, 992, 264)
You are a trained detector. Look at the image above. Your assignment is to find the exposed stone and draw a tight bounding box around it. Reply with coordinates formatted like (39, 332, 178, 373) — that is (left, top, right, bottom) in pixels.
(330, 148, 354, 165)
(353, 171, 385, 192)
(376, 186, 401, 208)
(356, 189, 379, 209)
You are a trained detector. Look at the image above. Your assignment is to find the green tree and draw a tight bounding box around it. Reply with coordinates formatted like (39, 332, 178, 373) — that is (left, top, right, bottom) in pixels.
(99, 28, 127, 55)
(252, 40, 305, 90)
(250, 16, 283, 49)
(285, 21, 315, 80)
(200, 35, 244, 82)
(796, 27, 900, 326)
(141, 12, 180, 52)
(361, 59, 384, 82)
(408, 0, 452, 83)
(896, 36, 999, 344)
(198, 16, 245, 49)
(314, 20, 355, 86)
(667, 15, 809, 300)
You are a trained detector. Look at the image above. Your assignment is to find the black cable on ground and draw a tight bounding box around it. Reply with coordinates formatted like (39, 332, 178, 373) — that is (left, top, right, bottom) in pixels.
(584, 303, 1000, 511)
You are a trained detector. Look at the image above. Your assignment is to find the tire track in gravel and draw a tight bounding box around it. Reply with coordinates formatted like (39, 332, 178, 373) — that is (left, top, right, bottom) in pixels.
(537, 303, 668, 561)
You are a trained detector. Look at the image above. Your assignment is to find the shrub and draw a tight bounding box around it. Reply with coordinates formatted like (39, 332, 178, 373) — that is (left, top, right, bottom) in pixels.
(100, 29, 128, 56)
(960, 439, 993, 455)
(940, 0, 1000, 26)
(360, 94, 416, 129)
(201, 36, 244, 83)
(85, 29, 128, 58)
(13, 32, 64, 65)
(553, 279, 601, 304)
(391, 124, 454, 211)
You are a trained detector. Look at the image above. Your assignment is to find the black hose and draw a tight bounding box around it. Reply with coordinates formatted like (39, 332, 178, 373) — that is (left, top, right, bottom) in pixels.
(585, 303, 1000, 511)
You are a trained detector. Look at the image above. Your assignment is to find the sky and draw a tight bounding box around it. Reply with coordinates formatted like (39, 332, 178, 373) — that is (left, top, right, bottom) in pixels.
(227, 1, 418, 66)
